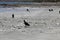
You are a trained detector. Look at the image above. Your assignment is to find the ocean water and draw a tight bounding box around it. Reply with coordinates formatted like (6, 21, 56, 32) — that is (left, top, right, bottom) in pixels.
(0, 2, 33, 4)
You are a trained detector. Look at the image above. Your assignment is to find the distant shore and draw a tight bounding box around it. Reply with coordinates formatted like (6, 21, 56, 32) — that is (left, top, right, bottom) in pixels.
(0, 2, 60, 7)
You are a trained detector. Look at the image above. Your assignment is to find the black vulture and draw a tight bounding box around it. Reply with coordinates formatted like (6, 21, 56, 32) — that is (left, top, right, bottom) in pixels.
(23, 20, 30, 28)
(12, 14, 14, 18)
(27, 9, 29, 12)
(49, 9, 53, 11)
(59, 11, 60, 14)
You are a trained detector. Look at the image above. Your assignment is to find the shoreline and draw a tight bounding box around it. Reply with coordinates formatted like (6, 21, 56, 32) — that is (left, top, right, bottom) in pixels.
(0, 2, 60, 7)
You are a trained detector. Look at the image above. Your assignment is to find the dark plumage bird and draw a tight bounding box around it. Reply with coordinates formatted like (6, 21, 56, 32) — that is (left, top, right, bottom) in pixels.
(27, 9, 29, 12)
(12, 14, 14, 18)
(49, 9, 53, 11)
(59, 11, 60, 14)
(23, 20, 30, 28)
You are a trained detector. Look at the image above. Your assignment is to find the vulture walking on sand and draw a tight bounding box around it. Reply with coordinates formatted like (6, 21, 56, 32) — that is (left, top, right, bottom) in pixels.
(26, 9, 30, 12)
(23, 20, 30, 28)
(12, 14, 14, 18)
